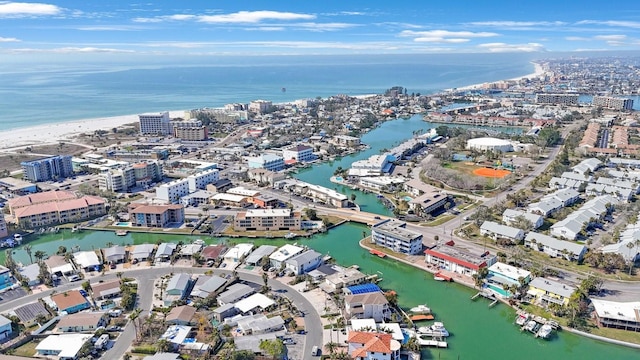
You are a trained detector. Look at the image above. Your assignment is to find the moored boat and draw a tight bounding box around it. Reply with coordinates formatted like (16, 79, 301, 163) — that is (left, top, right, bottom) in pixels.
(417, 322, 449, 337)
(410, 304, 432, 314)
(536, 324, 553, 339)
(515, 313, 529, 326)
(115, 230, 128, 236)
(524, 320, 540, 333)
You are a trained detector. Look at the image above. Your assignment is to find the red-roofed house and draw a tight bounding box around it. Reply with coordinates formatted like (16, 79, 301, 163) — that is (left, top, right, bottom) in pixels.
(348, 331, 400, 360)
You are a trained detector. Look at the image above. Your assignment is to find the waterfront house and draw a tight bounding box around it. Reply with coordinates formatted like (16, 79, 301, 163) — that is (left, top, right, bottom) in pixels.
(217, 283, 256, 305)
(36, 334, 93, 359)
(166, 305, 197, 326)
(269, 244, 304, 269)
(131, 243, 155, 262)
(527, 277, 576, 307)
(501, 209, 543, 230)
(284, 249, 323, 275)
(91, 279, 122, 300)
(371, 219, 423, 255)
(424, 242, 497, 276)
(321, 266, 367, 294)
(73, 251, 101, 272)
(223, 243, 254, 263)
(56, 312, 106, 332)
(246, 168, 286, 187)
(200, 245, 227, 262)
(0, 315, 13, 342)
(348, 331, 401, 360)
(244, 245, 277, 266)
(154, 242, 177, 262)
(45, 255, 76, 278)
(103, 245, 126, 264)
(51, 290, 90, 314)
(480, 221, 525, 243)
(524, 232, 587, 261)
(19, 263, 41, 287)
(485, 262, 531, 298)
(345, 292, 390, 322)
(591, 299, 640, 332)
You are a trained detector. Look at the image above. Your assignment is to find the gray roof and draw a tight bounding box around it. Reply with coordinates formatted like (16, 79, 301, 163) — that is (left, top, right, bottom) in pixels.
(144, 353, 182, 360)
(244, 245, 277, 265)
(193, 276, 226, 295)
(529, 277, 576, 298)
(502, 209, 543, 226)
(14, 302, 49, 323)
(234, 333, 278, 353)
(155, 243, 177, 258)
(0, 314, 12, 327)
(167, 273, 191, 293)
(547, 188, 580, 203)
(524, 232, 586, 255)
(286, 249, 322, 267)
(19, 263, 40, 282)
(528, 197, 563, 214)
(132, 243, 155, 259)
(480, 221, 523, 239)
(218, 283, 255, 304)
(372, 219, 422, 242)
(213, 303, 236, 314)
(103, 245, 126, 258)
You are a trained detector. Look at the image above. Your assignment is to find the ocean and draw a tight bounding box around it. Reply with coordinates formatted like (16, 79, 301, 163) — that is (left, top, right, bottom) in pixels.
(0, 53, 540, 132)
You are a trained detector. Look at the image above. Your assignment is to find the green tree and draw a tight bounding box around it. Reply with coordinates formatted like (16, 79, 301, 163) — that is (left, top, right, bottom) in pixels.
(304, 208, 318, 220)
(259, 339, 285, 360)
(24, 244, 33, 264)
(34, 250, 47, 263)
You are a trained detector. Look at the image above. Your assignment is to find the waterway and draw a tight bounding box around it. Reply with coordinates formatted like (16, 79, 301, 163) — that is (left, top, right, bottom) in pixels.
(6, 224, 637, 359)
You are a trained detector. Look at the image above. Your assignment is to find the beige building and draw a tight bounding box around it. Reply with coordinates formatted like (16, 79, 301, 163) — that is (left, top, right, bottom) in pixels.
(233, 209, 301, 231)
(8, 190, 106, 228)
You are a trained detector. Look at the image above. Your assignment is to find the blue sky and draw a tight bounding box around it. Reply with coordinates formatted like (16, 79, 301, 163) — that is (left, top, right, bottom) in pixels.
(1, 0, 640, 56)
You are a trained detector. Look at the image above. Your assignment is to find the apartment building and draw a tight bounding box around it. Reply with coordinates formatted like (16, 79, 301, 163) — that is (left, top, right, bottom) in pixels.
(371, 219, 423, 255)
(592, 96, 634, 110)
(246, 154, 285, 172)
(233, 209, 301, 231)
(139, 111, 171, 135)
(129, 203, 185, 228)
(534, 93, 579, 105)
(21, 155, 73, 182)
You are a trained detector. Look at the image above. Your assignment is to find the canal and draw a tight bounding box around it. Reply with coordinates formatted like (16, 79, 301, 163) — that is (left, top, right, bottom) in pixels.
(4, 116, 637, 358)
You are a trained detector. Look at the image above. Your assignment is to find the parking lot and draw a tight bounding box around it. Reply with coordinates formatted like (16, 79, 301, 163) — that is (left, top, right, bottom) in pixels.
(0, 287, 27, 304)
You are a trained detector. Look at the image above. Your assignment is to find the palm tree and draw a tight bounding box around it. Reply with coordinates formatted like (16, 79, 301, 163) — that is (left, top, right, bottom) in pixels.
(34, 250, 47, 263)
(129, 308, 142, 342)
(326, 341, 338, 355)
(24, 244, 33, 264)
(627, 242, 635, 276)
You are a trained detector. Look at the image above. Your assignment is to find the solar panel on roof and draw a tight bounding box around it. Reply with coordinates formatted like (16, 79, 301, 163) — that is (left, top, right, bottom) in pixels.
(346, 283, 381, 295)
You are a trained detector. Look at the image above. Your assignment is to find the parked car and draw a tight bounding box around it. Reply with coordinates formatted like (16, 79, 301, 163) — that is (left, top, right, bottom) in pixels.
(79, 289, 88, 297)
(107, 326, 122, 331)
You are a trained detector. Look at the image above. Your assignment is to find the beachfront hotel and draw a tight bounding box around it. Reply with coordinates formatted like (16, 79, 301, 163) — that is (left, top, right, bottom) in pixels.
(7, 190, 106, 228)
(138, 111, 171, 135)
(371, 219, 423, 255)
(233, 209, 301, 232)
(424, 242, 497, 277)
(21, 155, 73, 182)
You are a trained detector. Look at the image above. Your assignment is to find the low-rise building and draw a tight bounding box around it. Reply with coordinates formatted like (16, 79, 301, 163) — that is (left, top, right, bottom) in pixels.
(424, 242, 497, 276)
(190, 276, 226, 299)
(236, 314, 284, 335)
(73, 251, 101, 272)
(269, 244, 304, 269)
(91, 279, 122, 300)
(51, 291, 90, 314)
(234, 293, 276, 314)
(527, 277, 576, 307)
(13, 301, 50, 327)
(480, 221, 525, 243)
(19, 263, 41, 287)
(284, 249, 323, 275)
(282, 144, 315, 163)
(9, 191, 106, 228)
(223, 243, 254, 263)
(502, 209, 543, 230)
(131, 243, 155, 262)
(348, 331, 401, 360)
(166, 305, 197, 326)
(164, 273, 193, 305)
(345, 292, 390, 322)
(0, 315, 13, 342)
(57, 312, 106, 332)
(155, 243, 177, 262)
(371, 219, 423, 255)
(217, 283, 256, 305)
(103, 245, 126, 264)
(246, 154, 284, 172)
(321, 266, 367, 293)
(234, 209, 301, 232)
(524, 232, 587, 261)
(35, 334, 93, 359)
(129, 203, 185, 228)
(244, 245, 277, 266)
(0, 265, 12, 290)
(485, 262, 531, 298)
(591, 299, 640, 332)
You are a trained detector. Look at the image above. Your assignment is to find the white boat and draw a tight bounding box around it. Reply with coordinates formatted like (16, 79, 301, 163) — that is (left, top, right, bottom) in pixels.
(417, 322, 449, 337)
(13, 234, 23, 242)
(536, 324, 553, 339)
(193, 239, 205, 246)
(284, 232, 296, 239)
(515, 313, 529, 326)
(410, 304, 432, 314)
(115, 230, 128, 236)
(524, 320, 540, 333)
(434, 276, 446, 281)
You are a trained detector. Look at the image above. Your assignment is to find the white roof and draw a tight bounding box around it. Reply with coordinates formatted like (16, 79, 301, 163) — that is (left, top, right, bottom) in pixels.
(269, 244, 304, 262)
(227, 186, 261, 197)
(488, 262, 531, 280)
(36, 334, 93, 358)
(244, 209, 291, 218)
(50, 263, 75, 274)
(467, 137, 512, 146)
(73, 251, 101, 268)
(224, 243, 254, 260)
(235, 293, 275, 313)
(350, 318, 377, 331)
(212, 193, 247, 203)
(591, 299, 640, 323)
(160, 325, 192, 345)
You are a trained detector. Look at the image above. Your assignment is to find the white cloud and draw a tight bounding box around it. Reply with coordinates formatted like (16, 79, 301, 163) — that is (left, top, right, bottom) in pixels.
(468, 21, 566, 27)
(0, 1, 60, 17)
(594, 34, 627, 41)
(577, 20, 640, 29)
(400, 29, 497, 43)
(167, 14, 195, 21)
(477, 42, 546, 53)
(77, 25, 143, 31)
(414, 37, 470, 43)
(0, 36, 20, 42)
(10, 47, 134, 53)
(565, 36, 589, 41)
(292, 22, 357, 32)
(197, 10, 315, 24)
(251, 26, 285, 32)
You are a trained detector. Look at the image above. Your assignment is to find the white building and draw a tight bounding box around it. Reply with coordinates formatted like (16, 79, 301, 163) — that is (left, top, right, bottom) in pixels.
(188, 169, 220, 192)
(269, 244, 304, 269)
(36, 334, 93, 359)
(349, 154, 394, 177)
(157, 169, 219, 203)
(224, 243, 254, 262)
(247, 154, 284, 172)
(284, 250, 322, 275)
(248, 100, 273, 114)
(282, 144, 314, 163)
(502, 209, 543, 230)
(480, 221, 525, 243)
(139, 111, 171, 135)
(466, 137, 513, 152)
(524, 232, 587, 261)
(345, 292, 390, 322)
(371, 219, 423, 255)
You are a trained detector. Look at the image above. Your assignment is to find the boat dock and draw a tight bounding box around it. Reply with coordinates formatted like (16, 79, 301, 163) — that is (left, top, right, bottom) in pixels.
(369, 249, 387, 258)
(471, 290, 499, 307)
(417, 338, 448, 348)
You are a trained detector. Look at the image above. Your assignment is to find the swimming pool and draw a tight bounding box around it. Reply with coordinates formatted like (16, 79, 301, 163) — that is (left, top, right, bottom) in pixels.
(183, 338, 196, 343)
(335, 176, 343, 181)
(115, 222, 131, 227)
(402, 196, 413, 202)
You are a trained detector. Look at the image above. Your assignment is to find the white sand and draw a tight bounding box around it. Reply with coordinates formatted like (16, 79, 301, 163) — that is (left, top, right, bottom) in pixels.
(0, 111, 185, 150)
(449, 62, 546, 92)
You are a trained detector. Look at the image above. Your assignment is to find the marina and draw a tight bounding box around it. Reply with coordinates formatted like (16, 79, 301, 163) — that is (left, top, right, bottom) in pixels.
(516, 310, 559, 340)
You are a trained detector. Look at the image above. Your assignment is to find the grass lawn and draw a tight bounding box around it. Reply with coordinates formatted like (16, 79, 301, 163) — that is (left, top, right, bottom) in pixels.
(361, 240, 408, 260)
(424, 215, 456, 227)
(12, 340, 38, 357)
(590, 326, 640, 344)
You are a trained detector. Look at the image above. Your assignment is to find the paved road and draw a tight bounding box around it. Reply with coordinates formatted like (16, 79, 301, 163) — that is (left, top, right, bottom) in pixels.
(0, 267, 321, 360)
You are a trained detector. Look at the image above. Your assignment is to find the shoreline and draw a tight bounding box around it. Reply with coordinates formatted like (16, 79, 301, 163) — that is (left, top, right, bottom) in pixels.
(448, 61, 545, 92)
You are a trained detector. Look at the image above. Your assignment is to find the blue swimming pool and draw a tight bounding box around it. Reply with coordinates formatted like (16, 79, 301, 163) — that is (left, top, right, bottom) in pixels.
(115, 222, 131, 227)
(183, 338, 196, 343)
(335, 176, 343, 181)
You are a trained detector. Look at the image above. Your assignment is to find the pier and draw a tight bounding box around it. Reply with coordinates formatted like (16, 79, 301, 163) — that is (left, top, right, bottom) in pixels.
(471, 290, 499, 307)
(417, 337, 448, 348)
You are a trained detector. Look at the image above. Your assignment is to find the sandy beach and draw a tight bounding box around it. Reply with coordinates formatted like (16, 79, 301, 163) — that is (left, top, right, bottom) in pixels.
(0, 111, 185, 150)
(449, 61, 546, 92)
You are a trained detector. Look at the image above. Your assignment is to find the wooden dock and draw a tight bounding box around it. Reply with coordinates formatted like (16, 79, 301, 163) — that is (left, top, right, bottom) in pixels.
(471, 290, 498, 307)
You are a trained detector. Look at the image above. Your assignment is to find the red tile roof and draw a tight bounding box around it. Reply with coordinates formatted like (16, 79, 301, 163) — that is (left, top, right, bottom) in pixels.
(8, 190, 77, 209)
(348, 332, 393, 355)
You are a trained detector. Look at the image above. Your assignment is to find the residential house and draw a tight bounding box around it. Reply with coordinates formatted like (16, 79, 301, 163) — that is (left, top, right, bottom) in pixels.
(601, 221, 640, 262)
(527, 277, 576, 307)
(190, 276, 226, 299)
(550, 195, 615, 240)
(56, 312, 106, 332)
(35, 334, 93, 359)
(424, 242, 497, 277)
(103, 245, 126, 264)
(527, 197, 563, 217)
(131, 243, 155, 262)
(480, 221, 525, 243)
(166, 305, 197, 326)
(200, 245, 227, 263)
(591, 299, 640, 332)
(212, 303, 238, 322)
(371, 220, 423, 255)
(524, 232, 587, 261)
(217, 283, 256, 305)
(502, 209, 543, 230)
(13, 301, 50, 327)
(236, 314, 285, 335)
(269, 244, 304, 269)
(73, 251, 101, 272)
(51, 291, 90, 314)
(348, 331, 401, 360)
(164, 273, 193, 305)
(234, 293, 276, 315)
(155, 243, 177, 262)
(573, 158, 603, 175)
(345, 292, 390, 322)
(543, 188, 581, 207)
(548, 172, 591, 191)
(244, 245, 277, 266)
(321, 266, 367, 294)
(0, 315, 13, 342)
(485, 262, 531, 298)
(144, 353, 181, 360)
(19, 263, 41, 287)
(223, 243, 254, 263)
(0, 265, 12, 290)
(91, 279, 122, 300)
(284, 249, 322, 275)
